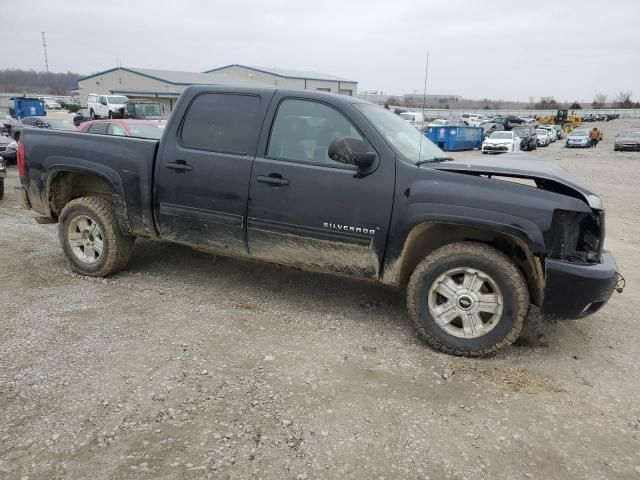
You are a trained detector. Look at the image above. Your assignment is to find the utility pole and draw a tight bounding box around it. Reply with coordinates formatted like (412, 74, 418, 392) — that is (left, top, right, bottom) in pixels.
(41, 32, 49, 72)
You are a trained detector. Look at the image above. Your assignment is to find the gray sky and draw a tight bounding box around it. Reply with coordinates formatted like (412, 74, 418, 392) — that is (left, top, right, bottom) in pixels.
(6, 0, 639, 101)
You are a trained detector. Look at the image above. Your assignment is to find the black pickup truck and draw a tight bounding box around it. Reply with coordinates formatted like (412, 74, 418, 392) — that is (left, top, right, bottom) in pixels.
(15, 86, 622, 356)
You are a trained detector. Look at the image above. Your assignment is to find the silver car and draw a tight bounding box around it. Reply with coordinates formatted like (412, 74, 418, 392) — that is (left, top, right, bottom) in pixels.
(614, 131, 640, 152)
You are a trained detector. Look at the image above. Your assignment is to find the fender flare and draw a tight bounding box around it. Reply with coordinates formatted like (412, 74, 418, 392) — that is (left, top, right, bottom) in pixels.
(42, 158, 132, 233)
(382, 207, 547, 304)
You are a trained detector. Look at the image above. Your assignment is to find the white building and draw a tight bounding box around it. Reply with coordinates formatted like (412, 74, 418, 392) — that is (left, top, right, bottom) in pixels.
(77, 65, 358, 117)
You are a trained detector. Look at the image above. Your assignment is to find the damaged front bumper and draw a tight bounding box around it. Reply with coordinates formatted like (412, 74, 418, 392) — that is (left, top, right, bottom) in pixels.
(541, 251, 621, 319)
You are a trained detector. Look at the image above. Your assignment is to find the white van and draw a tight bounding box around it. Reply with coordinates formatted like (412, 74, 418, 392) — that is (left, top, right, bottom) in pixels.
(87, 93, 129, 119)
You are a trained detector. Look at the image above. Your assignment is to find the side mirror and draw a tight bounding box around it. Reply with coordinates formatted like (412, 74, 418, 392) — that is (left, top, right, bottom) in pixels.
(328, 137, 376, 169)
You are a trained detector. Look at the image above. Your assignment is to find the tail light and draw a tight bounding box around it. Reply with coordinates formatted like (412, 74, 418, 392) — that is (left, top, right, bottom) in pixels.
(17, 140, 26, 177)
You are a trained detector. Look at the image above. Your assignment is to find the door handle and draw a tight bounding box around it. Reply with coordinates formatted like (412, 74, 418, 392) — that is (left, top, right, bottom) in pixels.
(164, 160, 192, 172)
(257, 174, 289, 187)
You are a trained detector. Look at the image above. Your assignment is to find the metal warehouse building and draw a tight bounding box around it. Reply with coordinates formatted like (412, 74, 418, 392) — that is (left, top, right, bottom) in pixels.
(203, 64, 357, 96)
(77, 65, 357, 117)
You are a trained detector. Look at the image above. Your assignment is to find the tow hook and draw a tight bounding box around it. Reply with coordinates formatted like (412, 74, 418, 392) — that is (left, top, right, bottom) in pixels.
(615, 272, 626, 293)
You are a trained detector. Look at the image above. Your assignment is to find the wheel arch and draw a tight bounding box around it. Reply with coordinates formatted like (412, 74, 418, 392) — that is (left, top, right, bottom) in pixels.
(383, 221, 544, 307)
(45, 166, 132, 234)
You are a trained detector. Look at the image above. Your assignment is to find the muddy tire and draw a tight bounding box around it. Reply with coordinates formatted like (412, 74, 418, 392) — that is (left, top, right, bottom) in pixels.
(407, 242, 529, 357)
(58, 196, 134, 277)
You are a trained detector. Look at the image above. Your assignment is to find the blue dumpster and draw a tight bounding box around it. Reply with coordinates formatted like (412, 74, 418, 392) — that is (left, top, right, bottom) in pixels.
(12, 97, 46, 119)
(425, 125, 483, 151)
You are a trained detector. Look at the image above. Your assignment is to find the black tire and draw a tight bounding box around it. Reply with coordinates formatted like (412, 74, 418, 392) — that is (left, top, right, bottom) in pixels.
(108, 111, 113, 119)
(0, 179, 4, 200)
(407, 242, 529, 357)
(58, 196, 135, 277)
(90, 109, 96, 120)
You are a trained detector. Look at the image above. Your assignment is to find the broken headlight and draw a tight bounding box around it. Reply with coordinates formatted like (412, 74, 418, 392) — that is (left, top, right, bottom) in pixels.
(547, 209, 603, 264)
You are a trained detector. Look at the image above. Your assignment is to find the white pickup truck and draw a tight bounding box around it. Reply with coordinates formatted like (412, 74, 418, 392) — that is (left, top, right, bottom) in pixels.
(87, 93, 129, 119)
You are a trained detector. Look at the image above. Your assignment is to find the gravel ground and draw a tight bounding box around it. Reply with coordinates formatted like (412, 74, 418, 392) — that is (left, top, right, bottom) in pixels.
(1, 120, 639, 480)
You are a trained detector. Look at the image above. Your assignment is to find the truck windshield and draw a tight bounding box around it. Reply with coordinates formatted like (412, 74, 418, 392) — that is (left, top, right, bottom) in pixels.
(356, 103, 444, 163)
(106, 96, 128, 104)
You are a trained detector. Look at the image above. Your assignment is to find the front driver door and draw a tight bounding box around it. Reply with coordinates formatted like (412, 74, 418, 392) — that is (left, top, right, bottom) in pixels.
(247, 97, 394, 279)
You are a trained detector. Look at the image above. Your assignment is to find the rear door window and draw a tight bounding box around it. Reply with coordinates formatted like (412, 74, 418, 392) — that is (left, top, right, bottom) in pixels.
(180, 93, 262, 156)
(107, 123, 127, 136)
(88, 123, 108, 135)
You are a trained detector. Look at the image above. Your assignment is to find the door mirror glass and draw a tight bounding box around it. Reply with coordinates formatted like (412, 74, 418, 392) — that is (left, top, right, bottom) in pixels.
(328, 137, 376, 169)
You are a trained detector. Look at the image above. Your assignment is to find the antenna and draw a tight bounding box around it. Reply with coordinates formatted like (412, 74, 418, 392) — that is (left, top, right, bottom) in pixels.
(41, 32, 49, 72)
(418, 52, 430, 161)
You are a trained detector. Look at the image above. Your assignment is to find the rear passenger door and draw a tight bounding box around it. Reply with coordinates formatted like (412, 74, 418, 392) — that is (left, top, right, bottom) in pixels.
(155, 91, 273, 255)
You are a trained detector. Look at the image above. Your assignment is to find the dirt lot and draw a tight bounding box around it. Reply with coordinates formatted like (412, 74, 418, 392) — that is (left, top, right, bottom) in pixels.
(1, 119, 640, 480)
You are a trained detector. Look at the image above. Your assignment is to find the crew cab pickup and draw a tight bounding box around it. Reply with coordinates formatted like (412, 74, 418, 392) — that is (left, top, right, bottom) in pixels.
(16, 86, 622, 356)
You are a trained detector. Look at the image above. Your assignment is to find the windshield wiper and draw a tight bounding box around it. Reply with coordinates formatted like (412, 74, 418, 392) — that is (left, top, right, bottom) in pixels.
(415, 156, 455, 166)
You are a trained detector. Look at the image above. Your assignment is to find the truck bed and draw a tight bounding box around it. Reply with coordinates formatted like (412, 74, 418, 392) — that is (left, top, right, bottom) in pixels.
(20, 128, 159, 237)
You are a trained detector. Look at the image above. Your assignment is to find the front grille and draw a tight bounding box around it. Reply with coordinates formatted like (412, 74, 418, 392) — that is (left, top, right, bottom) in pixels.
(0, 146, 6, 152)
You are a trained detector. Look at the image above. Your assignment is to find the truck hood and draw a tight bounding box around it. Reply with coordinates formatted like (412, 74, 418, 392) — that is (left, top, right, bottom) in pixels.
(484, 138, 513, 145)
(429, 153, 601, 209)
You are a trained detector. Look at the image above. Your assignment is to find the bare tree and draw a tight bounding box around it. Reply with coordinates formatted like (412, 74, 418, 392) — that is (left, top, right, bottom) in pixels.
(534, 96, 559, 109)
(615, 91, 634, 108)
(592, 93, 608, 109)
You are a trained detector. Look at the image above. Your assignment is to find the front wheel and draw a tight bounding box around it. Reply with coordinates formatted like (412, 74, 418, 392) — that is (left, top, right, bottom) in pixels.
(407, 242, 529, 357)
(58, 196, 135, 277)
(90, 109, 96, 120)
(108, 111, 113, 119)
(0, 178, 4, 200)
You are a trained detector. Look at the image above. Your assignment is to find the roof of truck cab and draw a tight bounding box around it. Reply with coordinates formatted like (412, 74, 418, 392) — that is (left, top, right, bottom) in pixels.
(181, 84, 370, 106)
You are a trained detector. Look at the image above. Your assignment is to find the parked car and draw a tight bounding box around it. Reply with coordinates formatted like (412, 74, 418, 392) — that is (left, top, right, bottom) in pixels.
(427, 119, 452, 127)
(552, 125, 564, 140)
(536, 128, 553, 147)
(0, 155, 5, 199)
(16, 85, 621, 357)
(1, 115, 21, 137)
(504, 115, 526, 130)
(460, 113, 484, 127)
(480, 122, 504, 139)
(538, 125, 556, 142)
(73, 109, 92, 127)
(481, 130, 521, 154)
(42, 97, 61, 110)
(77, 119, 166, 140)
(565, 128, 592, 148)
(87, 93, 129, 119)
(0, 134, 18, 163)
(614, 131, 640, 151)
(512, 126, 537, 151)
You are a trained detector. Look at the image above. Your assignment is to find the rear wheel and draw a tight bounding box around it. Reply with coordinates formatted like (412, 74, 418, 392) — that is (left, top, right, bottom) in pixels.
(58, 196, 135, 277)
(407, 242, 529, 357)
(108, 111, 113, 119)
